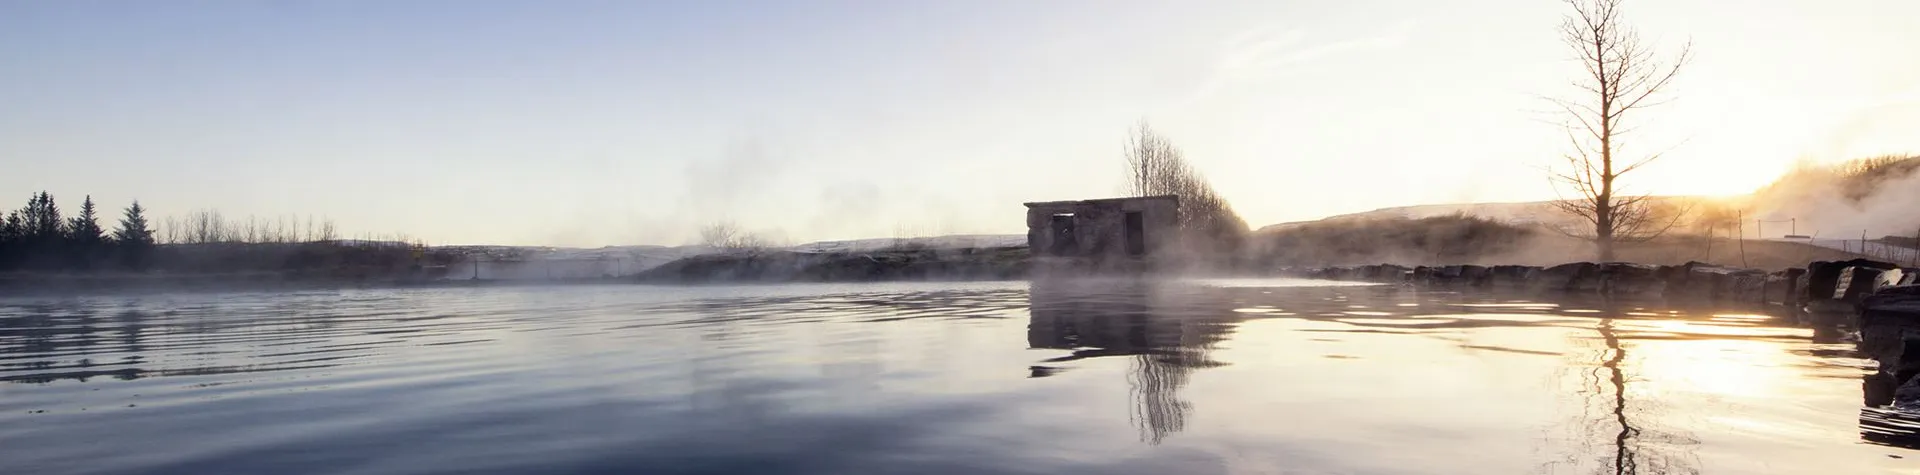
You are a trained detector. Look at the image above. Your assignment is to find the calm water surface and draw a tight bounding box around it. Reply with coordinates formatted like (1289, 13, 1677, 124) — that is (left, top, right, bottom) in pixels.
(2, 279, 1915, 474)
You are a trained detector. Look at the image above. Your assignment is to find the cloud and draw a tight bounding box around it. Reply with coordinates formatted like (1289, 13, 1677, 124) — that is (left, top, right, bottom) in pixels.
(1183, 19, 1417, 106)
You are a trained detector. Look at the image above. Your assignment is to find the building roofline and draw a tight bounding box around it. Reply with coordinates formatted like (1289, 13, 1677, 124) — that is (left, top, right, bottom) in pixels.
(1023, 195, 1178, 208)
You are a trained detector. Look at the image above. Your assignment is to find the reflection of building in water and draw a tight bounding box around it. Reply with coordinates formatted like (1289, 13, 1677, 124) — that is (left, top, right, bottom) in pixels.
(1026, 281, 1237, 444)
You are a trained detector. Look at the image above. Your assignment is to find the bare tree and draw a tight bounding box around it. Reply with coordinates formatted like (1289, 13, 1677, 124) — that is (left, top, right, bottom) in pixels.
(1122, 122, 1249, 251)
(1546, 0, 1692, 261)
(1124, 122, 1191, 199)
(732, 231, 780, 250)
(241, 216, 260, 244)
(699, 221, 742, 248)
(160, 216, 181, 244)
(183, 209, 230, 244)
(698, 221, 784, 250)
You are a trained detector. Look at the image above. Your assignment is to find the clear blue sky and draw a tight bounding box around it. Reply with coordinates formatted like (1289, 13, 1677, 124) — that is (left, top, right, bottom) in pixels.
(4, 1, 1917, 246)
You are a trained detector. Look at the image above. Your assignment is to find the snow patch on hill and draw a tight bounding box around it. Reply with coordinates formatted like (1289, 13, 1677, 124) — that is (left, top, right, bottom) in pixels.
(789, 235, 1027, 254)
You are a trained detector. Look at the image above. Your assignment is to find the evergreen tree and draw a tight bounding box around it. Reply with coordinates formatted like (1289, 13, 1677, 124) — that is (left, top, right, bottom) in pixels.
(16, 192, 65, 270)
(67, 196, 107, 270)
(0, 211, 21, 241)
(0, 211, 19, 237)
(68, 196, 104, 242)
(0, 210, 22, 270)
(114, 201, 156, 271)
(24, 192, 63, 240)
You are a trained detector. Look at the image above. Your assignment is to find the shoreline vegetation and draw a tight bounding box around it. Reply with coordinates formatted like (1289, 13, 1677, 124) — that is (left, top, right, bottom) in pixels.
(0, 236, 1904, 295)
(3, 151, 1914, 295)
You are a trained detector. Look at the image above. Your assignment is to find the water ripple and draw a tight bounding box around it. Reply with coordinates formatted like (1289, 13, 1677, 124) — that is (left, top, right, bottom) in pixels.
(0, 281, 1911, 474)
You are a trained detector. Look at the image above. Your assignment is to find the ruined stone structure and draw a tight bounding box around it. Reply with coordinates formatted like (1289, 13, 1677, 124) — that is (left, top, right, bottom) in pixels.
(1023, 195, 1179, 275)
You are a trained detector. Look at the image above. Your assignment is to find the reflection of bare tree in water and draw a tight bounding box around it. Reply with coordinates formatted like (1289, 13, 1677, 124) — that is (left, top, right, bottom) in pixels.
(1597, 319, 1645, 475)
(1127, 347, 1213, 444)
(1552, 311, 1699, 475)
(1028, 282, 1233, 445)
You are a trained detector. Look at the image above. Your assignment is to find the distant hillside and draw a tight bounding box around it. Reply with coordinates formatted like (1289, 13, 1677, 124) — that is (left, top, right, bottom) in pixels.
(427, 235, 1030, 279)
(1249, 212, 1873, 269)
(1746, 154, 1920, 239)
(1252, 214, 1542, 266)
(1257, 197, 1711, 235)
(1258, 202, 1569, 233)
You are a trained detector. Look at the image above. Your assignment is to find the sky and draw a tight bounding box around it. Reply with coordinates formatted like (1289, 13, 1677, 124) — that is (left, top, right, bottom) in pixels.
(3, 0, 1917, 247)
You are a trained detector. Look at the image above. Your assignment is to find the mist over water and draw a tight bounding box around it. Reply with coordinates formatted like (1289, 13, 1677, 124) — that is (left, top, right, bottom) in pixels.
(2, 280, 1910, 474)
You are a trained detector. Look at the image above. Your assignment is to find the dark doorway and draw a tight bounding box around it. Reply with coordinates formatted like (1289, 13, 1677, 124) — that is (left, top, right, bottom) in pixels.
(1124, 211, 1146, 256)
(1050, 214, 1077, 256)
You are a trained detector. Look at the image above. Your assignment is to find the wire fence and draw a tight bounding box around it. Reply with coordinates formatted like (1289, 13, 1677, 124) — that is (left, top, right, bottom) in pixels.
(1781, 237, 1920, 267)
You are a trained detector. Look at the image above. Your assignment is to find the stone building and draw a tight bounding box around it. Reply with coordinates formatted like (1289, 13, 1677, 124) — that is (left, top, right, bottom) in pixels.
(1023, 195, 1180, 274)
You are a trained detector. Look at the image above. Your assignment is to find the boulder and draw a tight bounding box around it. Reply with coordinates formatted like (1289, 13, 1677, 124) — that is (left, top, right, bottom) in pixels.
(1487, 265, 1541, 290)
(1357, 264, 1410, 283)
(1317, 266, 1365, 281)
(1806, 260, 1838, 300)
(1377, 264, 1411, 283)
(1727, 270, 1769, 303)
(1353, 265, 1377, 280)
(1808, 259, 1899, 302)
(1659, 262, 1715, 301)
(1427, 265, 1480, 287)
(1305, 267, 1339, 280)
(1598, 262, 1663, 298)
(1336, 265, 1367, 280)
(1862, 285, 1920, 324)
(1884, 268, 1908, 287)
(1536, 262, 1601, 293)
(1654, 264, 1688, 297)
(1898, 375, 1920, 411)
(1657, 261, 1765, 302)
(1763, 268, 1806, 306)
(1686, 264, 1733, 301)
(1410, 266, 1434, 285)
(1458, 265, 1490, 287)
(1838, 267, 1895, 301)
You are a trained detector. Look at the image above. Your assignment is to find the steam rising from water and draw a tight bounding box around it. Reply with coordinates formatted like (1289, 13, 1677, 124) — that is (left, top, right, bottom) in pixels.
(587, 139, 1002, 248)
(1750, 157, 1920, 239)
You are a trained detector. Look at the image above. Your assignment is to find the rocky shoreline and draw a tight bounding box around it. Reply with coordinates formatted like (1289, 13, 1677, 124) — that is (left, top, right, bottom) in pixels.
(1289, 259, 1915, 306)
(633, 246, 1029, 283)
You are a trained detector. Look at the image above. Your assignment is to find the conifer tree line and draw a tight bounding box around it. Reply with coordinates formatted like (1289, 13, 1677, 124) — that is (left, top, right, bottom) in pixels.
(0, 191, 449, 276)
(0, 192, 361, 272)
(0, 192, 155, 271)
